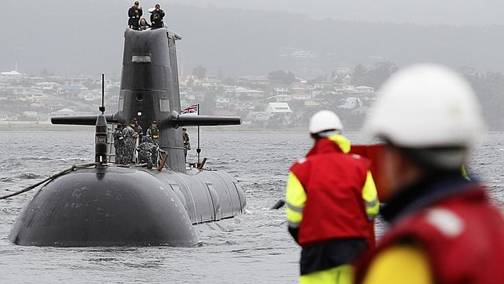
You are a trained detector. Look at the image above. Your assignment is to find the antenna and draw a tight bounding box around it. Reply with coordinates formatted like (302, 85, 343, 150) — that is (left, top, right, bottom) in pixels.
(100, 74, 105, 114)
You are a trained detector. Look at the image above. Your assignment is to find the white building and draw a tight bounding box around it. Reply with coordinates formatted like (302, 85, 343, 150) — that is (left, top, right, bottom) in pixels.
(265, 102, 293, 114)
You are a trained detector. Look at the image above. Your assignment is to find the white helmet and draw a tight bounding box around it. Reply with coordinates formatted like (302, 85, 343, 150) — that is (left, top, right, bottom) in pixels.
(363, 64, 485, 167)
(309, 110, 343, 134)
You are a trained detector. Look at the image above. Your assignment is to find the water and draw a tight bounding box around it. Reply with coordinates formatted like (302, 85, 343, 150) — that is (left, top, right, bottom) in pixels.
(0, 130, 502, 283)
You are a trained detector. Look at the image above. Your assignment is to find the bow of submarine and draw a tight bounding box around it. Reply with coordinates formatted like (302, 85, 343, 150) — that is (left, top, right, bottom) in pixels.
(9, 167, 199, 247)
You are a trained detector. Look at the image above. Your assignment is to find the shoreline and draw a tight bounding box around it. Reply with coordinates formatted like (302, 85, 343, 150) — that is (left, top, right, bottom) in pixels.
(0, 121, 502, 133)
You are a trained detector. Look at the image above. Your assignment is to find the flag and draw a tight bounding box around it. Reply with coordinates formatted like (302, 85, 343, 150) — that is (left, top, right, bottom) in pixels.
(181, 104, 198, 115)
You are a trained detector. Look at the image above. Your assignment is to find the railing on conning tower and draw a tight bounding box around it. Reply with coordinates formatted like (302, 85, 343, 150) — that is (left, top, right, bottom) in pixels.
(107, 124, 116, 163)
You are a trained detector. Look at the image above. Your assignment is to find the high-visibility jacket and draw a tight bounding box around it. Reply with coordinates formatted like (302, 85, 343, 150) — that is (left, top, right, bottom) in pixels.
(356, 182, 504, 284)
(286, 135, 379, 246)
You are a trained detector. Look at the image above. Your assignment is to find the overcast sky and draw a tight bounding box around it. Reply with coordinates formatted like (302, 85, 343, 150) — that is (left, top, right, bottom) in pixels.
(1, 0, 504, 74)
(165, 0, 504, 26)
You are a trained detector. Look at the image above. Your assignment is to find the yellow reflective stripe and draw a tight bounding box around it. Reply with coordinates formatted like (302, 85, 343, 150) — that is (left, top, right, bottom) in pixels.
(285, 172, 306, 225)
(362, 246, 433, 284)
(362, 171, 380, 218)
(365, 199, 378, 208)
(286, 202, 304, 213)
(286, 207, 303, 226)
(328, 134, 351, 154)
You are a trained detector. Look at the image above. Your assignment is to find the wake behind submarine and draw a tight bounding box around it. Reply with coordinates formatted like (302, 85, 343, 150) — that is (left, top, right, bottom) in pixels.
(9, 28, 246, 247)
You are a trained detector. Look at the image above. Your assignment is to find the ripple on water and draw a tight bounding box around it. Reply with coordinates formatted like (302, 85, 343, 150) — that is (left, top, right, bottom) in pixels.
(0, 130, 502, 284)
(16, 173, 42, 180)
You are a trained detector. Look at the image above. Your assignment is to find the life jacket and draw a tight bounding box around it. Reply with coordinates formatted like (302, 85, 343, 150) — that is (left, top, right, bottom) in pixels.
(290, 138, 374, 246)
(355, 185, 504, 284)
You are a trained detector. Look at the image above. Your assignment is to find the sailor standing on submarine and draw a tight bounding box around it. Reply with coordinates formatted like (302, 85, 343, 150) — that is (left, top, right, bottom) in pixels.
(285, 110, 379, 284)
(128, 1, 143, 30)
(150, 4, 165, 29)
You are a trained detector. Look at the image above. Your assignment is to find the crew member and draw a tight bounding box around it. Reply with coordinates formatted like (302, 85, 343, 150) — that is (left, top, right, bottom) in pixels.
(128, 1, 143, 30)
(146, 120, 160, 144)
(113, 123, 125, 164)
(355, 64, 504, 284)
(131, 117, 143, 141)
(150, 4, 165, 29)
(137, 136, 159, 169)
(122, 121, 137, 164)
(139, 17, 150, 30)
(182, 128, 190, 159)
(286, 110, 379, 284)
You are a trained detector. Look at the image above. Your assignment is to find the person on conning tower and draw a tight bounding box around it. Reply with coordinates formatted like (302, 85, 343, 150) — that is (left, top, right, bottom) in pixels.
(139, 17, 150, 30)
(149, 4, 165, 29)
(128, 1, 143, 30)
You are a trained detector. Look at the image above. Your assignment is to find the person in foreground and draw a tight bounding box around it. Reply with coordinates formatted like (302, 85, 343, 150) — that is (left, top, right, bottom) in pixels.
(285, 110, 380, 284)
(355, 64, 504, 284)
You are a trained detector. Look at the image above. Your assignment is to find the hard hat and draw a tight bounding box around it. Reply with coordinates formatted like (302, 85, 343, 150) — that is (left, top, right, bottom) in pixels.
(309, 110, 343, 134)
(363, 64, 485, 151)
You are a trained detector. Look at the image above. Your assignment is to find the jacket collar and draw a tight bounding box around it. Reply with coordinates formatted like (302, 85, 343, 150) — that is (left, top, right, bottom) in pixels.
(381, 171, 483, 224)
(306, 134, 351, 157)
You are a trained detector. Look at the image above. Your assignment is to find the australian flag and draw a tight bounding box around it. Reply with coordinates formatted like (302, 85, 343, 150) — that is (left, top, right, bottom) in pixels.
(181, 104, 198, 115)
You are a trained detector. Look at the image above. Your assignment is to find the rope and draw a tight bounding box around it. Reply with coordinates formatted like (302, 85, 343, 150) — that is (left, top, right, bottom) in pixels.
(0, 163, 97, 200)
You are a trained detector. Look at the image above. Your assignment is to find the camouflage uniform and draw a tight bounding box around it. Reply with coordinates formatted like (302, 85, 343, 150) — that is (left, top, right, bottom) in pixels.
(134, 124, 144, 141)
(137, 136, 159, 169)
(146, 124, 160, 145)
(113, 126, 126, 164)
(122, 125, 137, 164)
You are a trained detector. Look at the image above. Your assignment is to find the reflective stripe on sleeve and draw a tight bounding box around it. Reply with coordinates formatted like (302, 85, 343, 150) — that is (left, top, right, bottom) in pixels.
(287, 202, 304, 213)
(362, 171, 380, 219)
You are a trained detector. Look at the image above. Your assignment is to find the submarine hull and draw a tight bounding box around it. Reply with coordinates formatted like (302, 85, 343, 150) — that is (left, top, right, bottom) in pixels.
(9, 167, 198, 247)
(9, 166, 245, 247)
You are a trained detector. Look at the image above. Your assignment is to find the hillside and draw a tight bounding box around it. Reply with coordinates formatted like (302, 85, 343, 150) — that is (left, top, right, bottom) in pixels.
(1, 1, 504, 76)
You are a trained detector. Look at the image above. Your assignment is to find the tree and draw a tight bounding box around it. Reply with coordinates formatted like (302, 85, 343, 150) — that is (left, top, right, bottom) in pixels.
(267, 70, 296, 85)
(352, 62, 398, 88)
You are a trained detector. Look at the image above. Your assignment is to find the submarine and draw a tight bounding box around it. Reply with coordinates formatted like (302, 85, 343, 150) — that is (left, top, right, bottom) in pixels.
(9, 28, 246, 247)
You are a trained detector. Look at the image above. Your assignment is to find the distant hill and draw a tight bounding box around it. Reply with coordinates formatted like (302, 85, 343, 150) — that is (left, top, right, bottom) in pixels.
(1, 1, 504, 76)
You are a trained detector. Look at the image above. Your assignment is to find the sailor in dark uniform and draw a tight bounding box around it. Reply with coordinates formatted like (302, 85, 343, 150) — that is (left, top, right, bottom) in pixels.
(150, 4, 165, 29)
(182, 128, 190, 159)
(128, 1, 143, 30)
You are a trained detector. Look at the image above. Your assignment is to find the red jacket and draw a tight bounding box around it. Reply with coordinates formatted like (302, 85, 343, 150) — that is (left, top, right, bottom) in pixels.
(290, 138, 374, 245)
(356, 185, 504, 284)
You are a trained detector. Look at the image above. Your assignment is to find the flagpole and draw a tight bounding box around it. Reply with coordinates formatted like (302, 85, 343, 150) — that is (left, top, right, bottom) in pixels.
(197, 103, 201, 165)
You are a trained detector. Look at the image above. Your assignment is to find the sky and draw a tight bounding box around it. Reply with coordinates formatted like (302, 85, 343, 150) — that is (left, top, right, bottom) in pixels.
(165, 0, 504, 26)
(1, 0, 503, 75)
